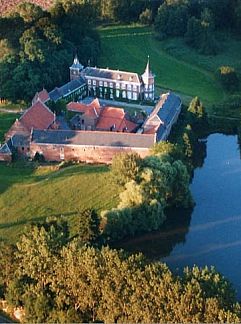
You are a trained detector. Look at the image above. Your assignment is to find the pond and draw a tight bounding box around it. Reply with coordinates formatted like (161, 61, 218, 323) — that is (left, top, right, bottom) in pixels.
(117, 134, 241, 298)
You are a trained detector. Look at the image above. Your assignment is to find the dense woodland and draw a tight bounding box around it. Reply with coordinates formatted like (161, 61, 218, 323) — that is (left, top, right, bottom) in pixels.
(0, 0, 240, 102)
(1, 217, 241, 323)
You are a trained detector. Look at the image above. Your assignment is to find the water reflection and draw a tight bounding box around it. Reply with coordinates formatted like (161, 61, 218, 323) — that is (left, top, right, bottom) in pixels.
(112, 207, 192, 259)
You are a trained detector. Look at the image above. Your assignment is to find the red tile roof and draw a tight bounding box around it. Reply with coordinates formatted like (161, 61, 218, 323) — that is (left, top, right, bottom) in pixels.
(67, 99, 138, 132)
(67, 98, 101, 118)
(20, 100, 55, 131)
(32, 89, 50, 104)
(97, 107, 137, 132)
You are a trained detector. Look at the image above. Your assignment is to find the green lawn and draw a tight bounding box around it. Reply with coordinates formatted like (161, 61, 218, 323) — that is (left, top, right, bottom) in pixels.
(0, 162, 120, 242)
(99, 25, 235, 108)
(0, 112, 18, 141)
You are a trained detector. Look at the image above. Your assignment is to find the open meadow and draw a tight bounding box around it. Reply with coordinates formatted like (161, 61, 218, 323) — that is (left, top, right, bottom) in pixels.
(99, 25, 241, 109)
(0, 112, 119, 243)
(0, 162, 120, 242)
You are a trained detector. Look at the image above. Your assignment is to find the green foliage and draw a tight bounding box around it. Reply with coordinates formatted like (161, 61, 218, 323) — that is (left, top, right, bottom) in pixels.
(0, 1, 100, 102)
(185, 9, 218, 55)
(78, 209, 100, 244)
(216, 66, 239, 92)
(139, 8, 153, 25)
(2, 233, 240, 322)
(111, 152, 142, 185)
(154, 0, 189, 39)
(150, 141, 184, 161)
(187, 96, 207, 131)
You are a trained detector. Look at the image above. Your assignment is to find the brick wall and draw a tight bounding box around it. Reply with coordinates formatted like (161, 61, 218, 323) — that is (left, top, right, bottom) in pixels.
(0, 153, 12, 162)
(30, 143, 150, 164)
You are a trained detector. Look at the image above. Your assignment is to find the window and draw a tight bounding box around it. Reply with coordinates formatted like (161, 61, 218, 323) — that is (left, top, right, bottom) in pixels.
(110, 93, 113, 99)
(133, 85, 137, 91)
(116, 90, 120, 98)
(127, 84, 132, 90)
(93, 80, 96, 85)
(110, 88, 113, 94)
(116, 83, 120, 89)
(88, 79, 91, 85)
(121, 83, 126, 90)
(133, 93, 137, 100)
(127, 91, 132, 99)
(104, 82, 107, 87)
(122, 91, 126, 98)
(99, 81, 103, 86)
(109, 82, 113, 88)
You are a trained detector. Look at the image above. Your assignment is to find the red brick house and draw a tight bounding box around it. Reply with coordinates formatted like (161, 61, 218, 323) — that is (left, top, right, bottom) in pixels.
(4, 99, 55, 157)
(67, 98, 138, 132)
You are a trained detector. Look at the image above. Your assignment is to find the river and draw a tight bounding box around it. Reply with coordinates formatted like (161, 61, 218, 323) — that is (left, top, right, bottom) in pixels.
(116, 134, 241, 298)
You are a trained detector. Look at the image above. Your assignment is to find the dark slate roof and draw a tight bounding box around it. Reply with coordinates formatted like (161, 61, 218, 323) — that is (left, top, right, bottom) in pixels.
(157, 92, 181, 125)
(11, 134, 30, 147)
(156, 124, 166, 142)
(83, 67, 141, 84)
(70, 56, 84, 70)
(31, 130, 155, 149)
(49, 78, 86, 102)
(0, 142, 11, 154)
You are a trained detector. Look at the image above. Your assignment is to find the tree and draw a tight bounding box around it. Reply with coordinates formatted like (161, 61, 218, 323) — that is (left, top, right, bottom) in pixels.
(216, 66, 239, 92)
(188, 96, 207, 130)
(111, 152, 143, 185)
(78, 209, 100, 244)
(185, 9, 218, 55)
(154, 0, 189, 39)
(139, 8, 153, 25)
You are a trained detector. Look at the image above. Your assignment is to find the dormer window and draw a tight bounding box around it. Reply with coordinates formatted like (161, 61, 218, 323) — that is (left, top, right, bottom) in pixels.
(118, 74, 121, 80)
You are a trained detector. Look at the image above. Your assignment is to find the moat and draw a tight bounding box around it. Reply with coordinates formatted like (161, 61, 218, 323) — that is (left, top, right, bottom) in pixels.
(118, 133, 241, 298)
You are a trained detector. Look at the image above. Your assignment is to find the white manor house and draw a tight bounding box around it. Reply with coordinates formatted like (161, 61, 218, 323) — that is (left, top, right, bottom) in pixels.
(68, 55, 155, 102)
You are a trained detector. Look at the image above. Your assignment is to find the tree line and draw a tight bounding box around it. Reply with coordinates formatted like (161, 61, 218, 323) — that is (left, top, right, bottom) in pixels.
(0, 0, 100, 102)
(0, 216, 240, 323)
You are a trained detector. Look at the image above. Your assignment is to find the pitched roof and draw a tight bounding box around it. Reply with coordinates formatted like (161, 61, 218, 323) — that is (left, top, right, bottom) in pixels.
(96, 107, 137, 132)
(143, 92, 181, 135)
(0, 142, 11, 154)
(70, 55, 84, 70)
(32, 89, 50, 104)
(31, 130, 155, 149)
(11, 134, 30, 147)
(20, 100, 55, 131)
(49, 78, 86, 102)
(83, 67, 141, 84)
(142, 57, 154, 79)
(67, 98, 101, 117)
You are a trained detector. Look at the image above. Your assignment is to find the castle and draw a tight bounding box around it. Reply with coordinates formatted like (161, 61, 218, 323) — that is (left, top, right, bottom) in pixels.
(0, 57, 182, 164)
(47, 56, 155, 104)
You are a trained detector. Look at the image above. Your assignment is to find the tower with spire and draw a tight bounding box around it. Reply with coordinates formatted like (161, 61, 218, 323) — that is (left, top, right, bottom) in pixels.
(141, 56, 155, 101)
(69, 54, 84, 81)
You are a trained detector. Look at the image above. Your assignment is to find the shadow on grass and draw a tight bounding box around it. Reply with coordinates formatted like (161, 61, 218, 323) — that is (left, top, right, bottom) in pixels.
(0, 160, 110, 195)
(0, 211, 78, 231)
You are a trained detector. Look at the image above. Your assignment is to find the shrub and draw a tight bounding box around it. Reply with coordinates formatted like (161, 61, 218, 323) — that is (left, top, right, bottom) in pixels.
(216, 66, 239, 92)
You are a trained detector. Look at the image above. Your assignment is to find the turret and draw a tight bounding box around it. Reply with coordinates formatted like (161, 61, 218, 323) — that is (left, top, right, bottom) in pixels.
(69, 55, 84, 81)
(141, 56, 155, 101)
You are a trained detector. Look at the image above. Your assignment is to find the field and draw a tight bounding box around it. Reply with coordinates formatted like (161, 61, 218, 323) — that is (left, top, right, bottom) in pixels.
(0, 162, 120, 242)
(99, 25, 241, 108)
(0, 112, 18, 141)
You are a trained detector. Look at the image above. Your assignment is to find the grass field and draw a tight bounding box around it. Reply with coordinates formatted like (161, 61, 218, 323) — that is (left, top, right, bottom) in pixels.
(0, 112, 119, 243)
(0, 162, 120, 242)
(0, 112, 18, 141)
(99, 25, 241, 108)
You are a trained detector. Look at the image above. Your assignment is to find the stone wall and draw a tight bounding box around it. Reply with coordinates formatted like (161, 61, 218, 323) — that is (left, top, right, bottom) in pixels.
(30, 143, 150, 164)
